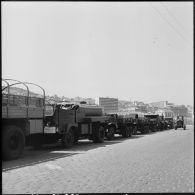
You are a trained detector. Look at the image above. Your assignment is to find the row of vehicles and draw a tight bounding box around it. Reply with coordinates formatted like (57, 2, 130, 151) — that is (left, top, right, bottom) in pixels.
(2, 79, 186, 160)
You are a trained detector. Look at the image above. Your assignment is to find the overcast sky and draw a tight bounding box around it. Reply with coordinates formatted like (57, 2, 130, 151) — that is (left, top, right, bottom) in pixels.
(2, 2, 193, 106)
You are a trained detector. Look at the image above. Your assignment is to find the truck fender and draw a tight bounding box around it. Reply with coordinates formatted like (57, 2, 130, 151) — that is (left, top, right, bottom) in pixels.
(60, 123, 78, 134)
(106, 123, 117, 130)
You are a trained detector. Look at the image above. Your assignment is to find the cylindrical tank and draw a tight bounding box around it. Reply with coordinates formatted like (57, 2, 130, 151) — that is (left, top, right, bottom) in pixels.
(79, 104, 104, 116)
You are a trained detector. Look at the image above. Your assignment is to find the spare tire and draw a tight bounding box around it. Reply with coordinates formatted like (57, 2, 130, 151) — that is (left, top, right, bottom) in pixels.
(3, 125, 25, 160)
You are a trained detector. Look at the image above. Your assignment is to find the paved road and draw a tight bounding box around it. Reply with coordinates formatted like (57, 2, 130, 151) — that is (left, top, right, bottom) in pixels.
(2, 126, 194, 193)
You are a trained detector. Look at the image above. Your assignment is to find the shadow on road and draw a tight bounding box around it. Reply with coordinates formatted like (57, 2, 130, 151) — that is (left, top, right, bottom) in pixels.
(3, 135, 143, 172)
(2, 131, 172, 171)
(2, 134, 147, 171)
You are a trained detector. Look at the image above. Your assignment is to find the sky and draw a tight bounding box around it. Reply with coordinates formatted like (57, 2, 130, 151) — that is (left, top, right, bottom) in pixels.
(2, 2, 194, 106)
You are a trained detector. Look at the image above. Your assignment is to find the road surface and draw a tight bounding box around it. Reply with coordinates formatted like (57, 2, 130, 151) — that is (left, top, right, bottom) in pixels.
(2, 125, 194, 193)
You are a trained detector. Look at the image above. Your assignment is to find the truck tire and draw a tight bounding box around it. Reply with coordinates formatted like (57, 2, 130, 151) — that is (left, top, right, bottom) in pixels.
(122, 126, 131, 138)
(62, 128, 74, 148)
(92, 123, 105, 143)
(129, 126, 132, 137)
(106, 126, 115, 140)
(3, 125, 25, 160)
(145, 126, 150, 134)
(142, 126, 148, 134)
(183, 125, 186, 130)
(74, 136, 79, 144)
(133, 127, 137, 135)
(73, 127, 79, 144)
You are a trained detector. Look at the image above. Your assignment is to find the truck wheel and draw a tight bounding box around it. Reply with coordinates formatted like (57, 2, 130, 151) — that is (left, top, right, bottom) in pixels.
(122, 126, 131, 138)
(146, 126, 150, 134)
(183, 125, 186, 130)
(92, 124, 105, 143)
(3, 126, 25, 160)
(133, 127, 137, 135)
(73, 127, 79, 144)
(106, 126, 115, 140)
(175, 126, 177, 130)
(62, 128, 74, 148)
(74, 136, 79, 144)
(142, 126, 148, 134)
(129, 126, 132, 137)
(141, 126, 146, 134)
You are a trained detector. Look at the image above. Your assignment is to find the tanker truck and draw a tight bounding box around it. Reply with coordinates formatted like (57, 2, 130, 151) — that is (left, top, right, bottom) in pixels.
(2, 79, 108, 160)
(42, 101, 107, 148)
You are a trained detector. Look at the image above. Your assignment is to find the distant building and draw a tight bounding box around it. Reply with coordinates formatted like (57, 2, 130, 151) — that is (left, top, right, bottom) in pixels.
(169, 105, 188, 117)
(99, 97, 118, 114)
(133, 101, 145, 106)
(149, 101, 168, 108)
(155, 109, 174, 118)
(128, 106, 147, 113)
(85, 98, 95, 105)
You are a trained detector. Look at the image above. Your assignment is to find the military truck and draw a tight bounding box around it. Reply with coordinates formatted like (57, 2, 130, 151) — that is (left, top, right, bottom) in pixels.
(158, 115, 167, 131)
(133, 113, 150, 134)
(144, 114, 160, 132)
(174, 116, 186, 130)
(104, 112, 151, 139)
(104, 113, 134, 140)
(2, 79, 107, 160)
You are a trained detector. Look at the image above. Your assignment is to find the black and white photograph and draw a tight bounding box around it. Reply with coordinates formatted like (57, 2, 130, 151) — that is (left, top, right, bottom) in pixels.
(2, 1, 194, 194)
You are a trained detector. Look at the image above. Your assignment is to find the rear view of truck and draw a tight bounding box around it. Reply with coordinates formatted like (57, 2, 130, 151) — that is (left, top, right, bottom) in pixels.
(2, 79, 45, 160)
(174, 116, 186, 130)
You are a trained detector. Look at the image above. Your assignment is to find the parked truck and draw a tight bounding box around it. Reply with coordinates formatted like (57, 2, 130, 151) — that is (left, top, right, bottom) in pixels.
(135, 115, 150, 134)
(144, 114, 160, 132)
(104, 112, 151, 140)
(164, 117, 174, 129)
(174, 116, 186, 130)
(158, 115, 167, 131)
(104, 113, 134, 140)
(2, 79, 108, 160)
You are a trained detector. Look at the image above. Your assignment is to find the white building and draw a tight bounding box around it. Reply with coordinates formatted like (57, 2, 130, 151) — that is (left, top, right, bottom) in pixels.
(155, 109, 174, 118)
(99, 97, 118, 114)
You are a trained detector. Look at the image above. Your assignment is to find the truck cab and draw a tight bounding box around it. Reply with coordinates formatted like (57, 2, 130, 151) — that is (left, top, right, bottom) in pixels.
(164, 117, 174, 129)
(174, 116, 186, 130)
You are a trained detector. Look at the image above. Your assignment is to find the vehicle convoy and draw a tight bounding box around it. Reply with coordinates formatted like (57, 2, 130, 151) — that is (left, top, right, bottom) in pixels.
(2, 79, 108, 160)
(2, 78, 179, 161)
(174, 116, 186, 130)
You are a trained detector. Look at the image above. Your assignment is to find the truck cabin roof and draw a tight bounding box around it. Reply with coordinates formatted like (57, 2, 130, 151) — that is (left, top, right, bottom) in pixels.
(144, 114, 159, 118)
(55, 103, 79, 110)
(164, 117, 173, 120)
(127, 113, 138, 118)
(177, 116, 184, 119)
